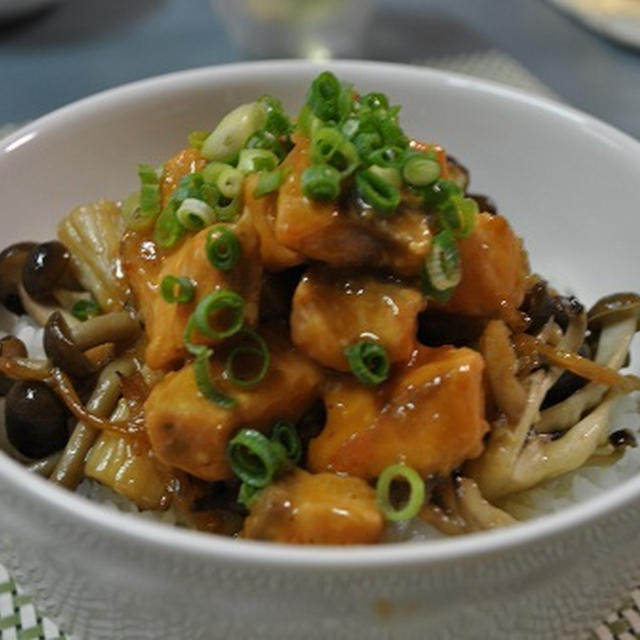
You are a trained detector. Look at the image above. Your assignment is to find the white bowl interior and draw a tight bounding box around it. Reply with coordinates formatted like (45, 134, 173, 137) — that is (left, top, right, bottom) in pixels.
(1, 60, 639, 564)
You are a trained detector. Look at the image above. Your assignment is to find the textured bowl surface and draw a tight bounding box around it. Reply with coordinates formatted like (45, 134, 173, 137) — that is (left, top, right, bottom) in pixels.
(0, 60, 639, 640)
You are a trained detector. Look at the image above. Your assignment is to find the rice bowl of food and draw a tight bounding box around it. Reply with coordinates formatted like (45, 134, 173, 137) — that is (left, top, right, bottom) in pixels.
(0, 60, 638, 639)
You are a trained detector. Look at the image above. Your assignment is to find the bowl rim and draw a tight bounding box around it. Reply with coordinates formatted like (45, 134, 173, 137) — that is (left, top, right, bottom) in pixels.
(2, 58, 640, 570)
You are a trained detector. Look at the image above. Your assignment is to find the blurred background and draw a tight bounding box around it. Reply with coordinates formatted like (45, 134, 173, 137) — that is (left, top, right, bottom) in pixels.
(0, 0, 639, 136)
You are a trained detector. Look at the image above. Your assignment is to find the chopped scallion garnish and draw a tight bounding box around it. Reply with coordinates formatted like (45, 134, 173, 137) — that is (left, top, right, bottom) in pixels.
(227, 428, 286, 488)
(253, 167, 287, 198)
(439, 195, 478, 238)
(301, 164, 341, 201)
(201, 101, 267, 162)
(270, 420, 302, 464)
(193, 290, 245, 340)
(376, 464, 425, 522)
(193, 348, 236, 408)
(160, 275, 195, 304)
(175, 197, 215, 230)
(355, 168, 401, 215)
(154, 202, 185, 248)
(71, 298, 100, 321)
(402, 154, 441, 187)
(225, 329, 270, 388)
(422, 229, 462, 301)
(237, 148, 279, 174)
(344, 340, 390, 386)
(205, 225, 241, 271)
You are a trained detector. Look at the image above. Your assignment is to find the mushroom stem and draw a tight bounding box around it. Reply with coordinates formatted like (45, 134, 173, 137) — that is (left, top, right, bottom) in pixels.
(50, 358, 137, 489)
(70, 311, 140, 351)
(26, 451, 62, 477)
(18, 283, 77, 328)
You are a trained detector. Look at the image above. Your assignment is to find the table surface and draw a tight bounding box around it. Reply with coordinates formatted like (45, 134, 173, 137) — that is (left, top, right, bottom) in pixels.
(1, 0, 639, 139)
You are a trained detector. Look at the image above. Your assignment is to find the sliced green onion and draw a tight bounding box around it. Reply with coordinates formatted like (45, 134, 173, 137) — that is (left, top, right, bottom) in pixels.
(139, 183, 161, 214)
(344, 340, 390, 386)
(237, 148, 279, 174)
(439, 196, 478, 238)
(306, 71, 350, 124)
(183, 316, 207, 357)
(121, 192, 156, 231)
(205, 225, 241, 271)
(368, 165, 401, 190)
(154, 203, 185, 248)
(353, 131, 383, 161)
(225, 329, 270, 388)
(402, 155, 441, 187)
(214, 195, 241, 221)
(237, 482, 260, 509)
(310, 127, 344, 164)
(227, 429, 284, 488)
(71, 298, 100, 321)
(422, 230, 461, 301)
(137, 164, 161, 218)
(170, 172, 204, 202)
(296, 104, 324, 138)
(270, 420, 302, 464)
(310, 127, 359, 177)
(355, 168, 401, 215)
(246, 129, 287, 161)
(202, 163, 244, 199)
(175, 197, 215, 230)
(258, 94, 293, 136)
(422, 179, 463, 210)
(367, 145, 404, 168)
(193, 290, 245, 340)
(193, 348, 236, 408)
(301, 164, 341, 201)
(217, 166, 244, 199)
(138, 163, 160, 185)
(376, 464, 426, 522)
(160, 275, 195, 304)
(188, 130, 210, 150)
(201, 101, 267, 162)
(359, 92, 389, 112)
(253, 168, 286, 198)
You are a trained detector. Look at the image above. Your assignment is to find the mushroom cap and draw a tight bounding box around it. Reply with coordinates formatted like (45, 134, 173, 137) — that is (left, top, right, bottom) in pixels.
(43, 310, 93, 377)
(5, 379, 69, 459)
(0, 241, 36, 301)
(22, 241, 71, 299)
(588, 292, 640, 331)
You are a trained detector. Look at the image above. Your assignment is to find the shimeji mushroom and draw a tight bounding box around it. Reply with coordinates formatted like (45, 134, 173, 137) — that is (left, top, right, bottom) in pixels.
(0, 242, 36, 313)
(50, 357, 137, 489)
(4, 379, 70, 459)
(467, 293, 640, 502)
(43, 310, 141, 377)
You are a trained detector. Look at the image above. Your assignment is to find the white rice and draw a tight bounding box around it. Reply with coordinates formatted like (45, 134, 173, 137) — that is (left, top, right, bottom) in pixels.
(2, 309, 640, 538)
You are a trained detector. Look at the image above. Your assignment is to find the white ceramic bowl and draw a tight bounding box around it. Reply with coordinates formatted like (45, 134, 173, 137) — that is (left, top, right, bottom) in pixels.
(0, 60, 639, 640)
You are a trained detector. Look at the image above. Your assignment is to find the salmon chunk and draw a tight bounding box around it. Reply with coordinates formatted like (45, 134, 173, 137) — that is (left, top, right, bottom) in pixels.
(291, 266, 426, 370)
(242, 469, 383, 544)
(275, 135, 432, 277)
(144, 212, 262, 370)
(160, 147, 206, 206)
(443, 213, 529, 317)
(144, 328, 323, 481)
(243, 173, 304, 271)
(308, 346, 488, 479)
(120, 229, 165, 323)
